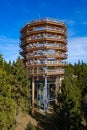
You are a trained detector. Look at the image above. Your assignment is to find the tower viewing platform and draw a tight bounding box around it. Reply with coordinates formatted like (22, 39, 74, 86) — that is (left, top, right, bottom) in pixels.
(20, 18, 67, 114)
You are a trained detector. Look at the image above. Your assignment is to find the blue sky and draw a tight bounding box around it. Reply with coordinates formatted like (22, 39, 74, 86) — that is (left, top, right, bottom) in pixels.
(0, 0, 87, 64)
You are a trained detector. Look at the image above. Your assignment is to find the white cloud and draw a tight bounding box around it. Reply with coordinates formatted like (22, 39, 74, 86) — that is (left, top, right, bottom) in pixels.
(67, 37, 87, 64)
(0, 36, 20, 62)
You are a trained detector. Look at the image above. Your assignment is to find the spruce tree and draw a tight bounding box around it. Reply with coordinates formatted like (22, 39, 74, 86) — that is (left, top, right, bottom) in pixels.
(12, 57, 30, 113)
(54, 64, 82, 130)
(0, 69, 15, 130)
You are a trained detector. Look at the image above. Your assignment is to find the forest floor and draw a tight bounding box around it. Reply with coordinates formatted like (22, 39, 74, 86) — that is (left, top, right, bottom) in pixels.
(16, 110, 37, 130)
(16, 109, 55, 130)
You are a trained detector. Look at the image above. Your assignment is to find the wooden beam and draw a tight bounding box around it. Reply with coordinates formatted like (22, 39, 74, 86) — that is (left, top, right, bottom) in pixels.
(32, 77, 35, 115)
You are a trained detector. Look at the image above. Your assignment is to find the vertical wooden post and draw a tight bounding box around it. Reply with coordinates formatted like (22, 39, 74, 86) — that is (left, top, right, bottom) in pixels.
(44, 75, 48, 113)
(32, 76, 35, 115)
(55, 76, 59, 104)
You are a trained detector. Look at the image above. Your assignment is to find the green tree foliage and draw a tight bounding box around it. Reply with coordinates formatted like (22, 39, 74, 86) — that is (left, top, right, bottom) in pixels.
(12, 56, 30, 112)
(54, 62, 87, 130)
(0, 54, 4, 69)
(0, 54, 12, 74)
(4, 60, 12, 74)
(25, 122, 36, 130)
(74, 61, 87, 128)
(0, 61, 15, 129)
(1, 51, 87, 130)
(0, 54, 30, 129)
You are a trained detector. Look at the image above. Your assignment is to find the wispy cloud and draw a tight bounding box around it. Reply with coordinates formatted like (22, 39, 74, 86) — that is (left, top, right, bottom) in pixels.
(0, 36, 20, 62)
(0, 36, 87, 64)
(66, 20, 75, 26)
(68, 37, 87, 64)
(63, 19, 76, 38)
(81, 22, 87, 25)
(68, 29, 76, 38)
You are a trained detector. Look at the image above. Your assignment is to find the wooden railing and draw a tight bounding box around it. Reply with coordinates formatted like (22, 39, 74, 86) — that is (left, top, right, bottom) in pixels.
(29, 69, 64, 75)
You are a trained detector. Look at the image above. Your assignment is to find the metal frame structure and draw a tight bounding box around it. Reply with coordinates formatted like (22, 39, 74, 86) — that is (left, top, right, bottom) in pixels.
(20, 18, 67, 114)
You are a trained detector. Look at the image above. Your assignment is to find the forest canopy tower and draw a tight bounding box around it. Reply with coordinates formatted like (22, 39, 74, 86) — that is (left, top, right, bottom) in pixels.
(20, 18, 67, 114)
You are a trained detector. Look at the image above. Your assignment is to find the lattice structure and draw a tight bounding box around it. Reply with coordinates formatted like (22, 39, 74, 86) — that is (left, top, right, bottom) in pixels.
(20, 18, 67, 114)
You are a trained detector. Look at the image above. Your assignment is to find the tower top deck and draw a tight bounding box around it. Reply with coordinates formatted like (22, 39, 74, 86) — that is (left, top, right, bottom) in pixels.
(20, 18, 66, 33)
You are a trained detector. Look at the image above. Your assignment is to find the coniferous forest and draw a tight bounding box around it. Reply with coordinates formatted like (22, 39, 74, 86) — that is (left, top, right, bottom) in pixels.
(0, 54, 30, 130)
(0, 53, 87, 130)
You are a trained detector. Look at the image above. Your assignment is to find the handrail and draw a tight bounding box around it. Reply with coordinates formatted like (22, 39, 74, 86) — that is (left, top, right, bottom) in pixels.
(46, 53, 67, 58)
(27, 62, 66, 66)
(20, 18, 66, 32)
(29, 69, 64, 74)
(30, 18, 65, 25)
(26, 53, 67, 57)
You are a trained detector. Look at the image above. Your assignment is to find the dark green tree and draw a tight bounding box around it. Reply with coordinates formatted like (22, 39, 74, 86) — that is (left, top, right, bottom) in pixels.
(11, 57, 30, 113)
(0, 69, 15, 130)
(54, 64, 82, 130)
(0, 54, 31, 129)
(74, 61, 87, 128)
(0, 54, 4, 69)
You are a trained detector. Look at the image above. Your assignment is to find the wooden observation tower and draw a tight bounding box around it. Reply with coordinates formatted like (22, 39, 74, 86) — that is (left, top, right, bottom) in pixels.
(20, 18, 67, 114)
